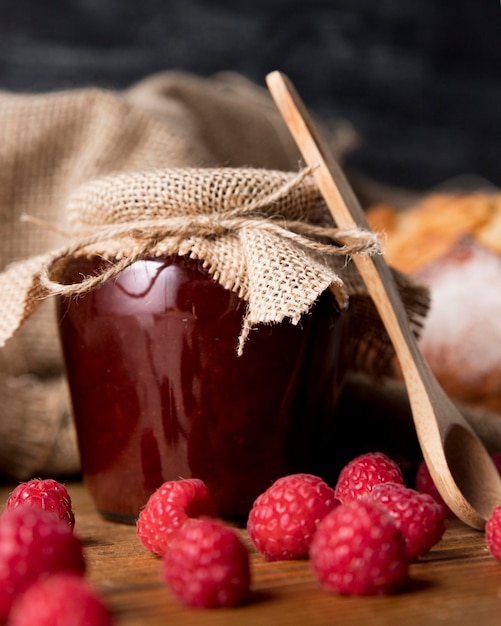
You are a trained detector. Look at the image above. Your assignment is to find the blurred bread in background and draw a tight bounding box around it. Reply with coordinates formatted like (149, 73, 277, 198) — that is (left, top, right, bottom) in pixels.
(367, 191, 501, 413)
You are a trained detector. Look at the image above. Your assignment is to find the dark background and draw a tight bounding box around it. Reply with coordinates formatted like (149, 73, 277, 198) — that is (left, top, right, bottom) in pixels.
(1, 0, 499, 191)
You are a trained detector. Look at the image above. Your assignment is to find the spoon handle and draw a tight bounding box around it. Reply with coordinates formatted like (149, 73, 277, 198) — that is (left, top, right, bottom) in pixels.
(266, 70, 501, 529)
(265, 71, 432, 383)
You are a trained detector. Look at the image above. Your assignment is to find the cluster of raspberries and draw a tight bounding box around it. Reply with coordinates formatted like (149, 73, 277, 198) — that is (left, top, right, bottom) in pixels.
(0, 478, 112, 626)
(6, 451, 501, 618)
(136, 451, 466, 607)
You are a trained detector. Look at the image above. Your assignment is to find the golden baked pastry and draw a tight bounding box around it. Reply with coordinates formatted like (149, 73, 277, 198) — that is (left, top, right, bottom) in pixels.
(367, 192, 501, 274)
(367, 192, 501, 413)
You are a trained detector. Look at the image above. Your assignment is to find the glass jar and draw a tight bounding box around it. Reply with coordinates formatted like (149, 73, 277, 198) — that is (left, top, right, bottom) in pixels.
(57, 254, 348, 523)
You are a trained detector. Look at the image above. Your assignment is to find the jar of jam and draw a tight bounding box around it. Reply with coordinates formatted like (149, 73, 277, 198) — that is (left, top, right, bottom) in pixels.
(57, 254, 348, 523)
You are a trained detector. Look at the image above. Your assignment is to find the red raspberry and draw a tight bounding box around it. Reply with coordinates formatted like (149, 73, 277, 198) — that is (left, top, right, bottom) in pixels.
(136, 479, 217, 556)
(367, 482, 447, 560)
(486, 505, 501, 559)
(0, 507, 86, 621)
(8, 574, 112, 626)
(162, 518, 250, 608)
(247, 473, 339, 560)
(334, 452, 405, 503)
(310, 499, 409, 596)
(6, 479, 75, 529)
(415, 460, 454, 517)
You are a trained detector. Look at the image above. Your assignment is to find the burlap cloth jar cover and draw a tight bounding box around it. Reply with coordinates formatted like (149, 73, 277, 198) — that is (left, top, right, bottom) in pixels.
(0, 71, 427, 480)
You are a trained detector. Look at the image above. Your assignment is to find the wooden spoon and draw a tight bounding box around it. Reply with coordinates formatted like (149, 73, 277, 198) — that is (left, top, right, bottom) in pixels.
(266, 70, 501, 529)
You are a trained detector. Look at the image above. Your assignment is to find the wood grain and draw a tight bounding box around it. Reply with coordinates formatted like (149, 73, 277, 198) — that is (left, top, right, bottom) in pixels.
(2, 482, 499, 626)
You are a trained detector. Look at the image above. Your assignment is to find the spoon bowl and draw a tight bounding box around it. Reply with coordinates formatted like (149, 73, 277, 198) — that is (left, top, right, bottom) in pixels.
(266, 70, 501, 529)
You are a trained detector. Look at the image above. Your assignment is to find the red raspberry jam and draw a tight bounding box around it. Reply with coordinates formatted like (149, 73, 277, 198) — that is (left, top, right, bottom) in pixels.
(57, 255, 348, 523)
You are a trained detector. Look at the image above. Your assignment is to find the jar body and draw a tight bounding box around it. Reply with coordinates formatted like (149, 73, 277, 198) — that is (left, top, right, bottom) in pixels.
(58, 255, 348, 523)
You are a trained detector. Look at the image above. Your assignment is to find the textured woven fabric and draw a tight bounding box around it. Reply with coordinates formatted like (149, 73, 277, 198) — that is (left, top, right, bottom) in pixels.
(1, 167, 384, 354)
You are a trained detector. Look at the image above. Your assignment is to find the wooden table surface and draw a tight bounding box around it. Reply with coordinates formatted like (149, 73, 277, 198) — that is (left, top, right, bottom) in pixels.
(3, 481, 501, 626)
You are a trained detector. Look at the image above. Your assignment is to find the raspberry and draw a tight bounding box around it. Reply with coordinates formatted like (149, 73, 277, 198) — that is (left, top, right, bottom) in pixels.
(486, 505, 501, 559)
(8, 574, 112, 626)
(415, 460, 454, 517)
(6, 478, 75, 529)
(136, 478, 217, 556)
(162, 518, 250, 608)
(310, 499, 409, 596)
(334, 452, 405, 503)
(0, 507, 86, 621)
(247, 473, 338, 560)
(367, 482, 447, 560)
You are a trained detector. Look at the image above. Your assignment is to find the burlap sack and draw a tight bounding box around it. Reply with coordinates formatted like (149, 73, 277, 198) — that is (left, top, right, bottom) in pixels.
(0, 71, 427, 480)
